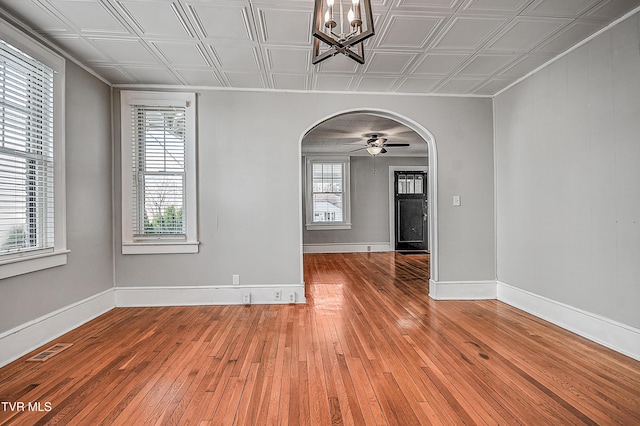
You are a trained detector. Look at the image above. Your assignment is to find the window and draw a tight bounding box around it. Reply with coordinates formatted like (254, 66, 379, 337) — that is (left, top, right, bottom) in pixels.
(121, 91, 198, 254)
(397, 173, 423, 194)
(0, 20, 67, 279)
(305, 157, 351, 230)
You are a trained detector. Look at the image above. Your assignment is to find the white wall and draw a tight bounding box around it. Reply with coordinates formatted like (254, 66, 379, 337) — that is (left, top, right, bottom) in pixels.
(0, 62, 113, 334)
(114, 91, 495, 289)
(495, 12, 640, 329)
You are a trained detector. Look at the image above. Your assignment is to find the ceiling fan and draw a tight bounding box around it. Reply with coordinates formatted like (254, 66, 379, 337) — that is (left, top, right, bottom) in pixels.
(351, 134, 410, 155)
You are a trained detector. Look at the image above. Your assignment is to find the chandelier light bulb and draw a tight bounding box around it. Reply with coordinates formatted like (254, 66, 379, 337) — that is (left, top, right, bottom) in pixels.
(324, 3, 336, 29)
(350, 0, 362, 27)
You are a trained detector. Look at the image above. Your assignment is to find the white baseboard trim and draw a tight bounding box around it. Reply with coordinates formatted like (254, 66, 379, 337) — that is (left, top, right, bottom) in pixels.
(6, 279, 636, 368)
(0, 283, 307, 368)
(303, 243, 391, 253)
(497, 281, 640, 361)
(114, 284, 306, 307)
(0, 288, 115, 368)
(429, 279, 497, 300)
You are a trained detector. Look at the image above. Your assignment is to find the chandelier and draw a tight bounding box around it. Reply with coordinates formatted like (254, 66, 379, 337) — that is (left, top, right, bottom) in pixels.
(312, 0, 374, 65)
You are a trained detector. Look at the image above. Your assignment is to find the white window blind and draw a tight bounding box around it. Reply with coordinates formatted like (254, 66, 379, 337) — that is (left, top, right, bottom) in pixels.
(131, 104, 186, 237)
(305, 157, 351, 230)
(312, 162, 344, 223)
(0, 39, 54, 256)
(121, 91, 197, 254)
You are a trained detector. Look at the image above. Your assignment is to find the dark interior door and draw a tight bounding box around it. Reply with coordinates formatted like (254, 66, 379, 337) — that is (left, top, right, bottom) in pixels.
(395, 171, 427, 251)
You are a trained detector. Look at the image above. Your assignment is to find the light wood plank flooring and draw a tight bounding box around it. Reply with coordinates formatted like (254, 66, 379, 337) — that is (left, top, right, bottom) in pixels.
(1, 252, 639, 425)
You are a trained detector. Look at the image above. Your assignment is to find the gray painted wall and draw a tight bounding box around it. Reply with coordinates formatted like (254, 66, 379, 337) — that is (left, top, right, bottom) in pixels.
(303, 155, 427, 246)
(495, 12, 640, 328)
(114, 91, 495, 286)
(0, 62, 113, 333)
(3, 5, 638, 360)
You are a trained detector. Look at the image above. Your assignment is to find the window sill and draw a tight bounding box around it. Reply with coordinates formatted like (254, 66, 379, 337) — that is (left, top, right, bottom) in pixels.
(0, 250, 69, 279)
(306, 223, 352, 231)
(122, 241, 200, 255)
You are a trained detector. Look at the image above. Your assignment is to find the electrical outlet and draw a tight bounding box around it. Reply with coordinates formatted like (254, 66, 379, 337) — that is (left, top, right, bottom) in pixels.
(288, 293, 296, 303)
(242, 292, 251, 304)
(274, 290, 282, 301)
(233, 274, 240, 285)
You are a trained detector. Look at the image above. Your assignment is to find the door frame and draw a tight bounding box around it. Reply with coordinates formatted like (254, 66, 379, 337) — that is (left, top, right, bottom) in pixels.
(389, 165, 428, 252)
(300, 108, 439, 284)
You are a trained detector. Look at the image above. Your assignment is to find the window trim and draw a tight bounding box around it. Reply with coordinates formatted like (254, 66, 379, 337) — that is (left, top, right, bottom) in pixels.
(120, 91, 199, 254)
(0, 17, 67, 279)
(305, 156, 352, 231)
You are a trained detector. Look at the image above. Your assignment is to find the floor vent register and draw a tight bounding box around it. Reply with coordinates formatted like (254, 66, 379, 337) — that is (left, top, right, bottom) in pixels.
(26, 343, 73, 362)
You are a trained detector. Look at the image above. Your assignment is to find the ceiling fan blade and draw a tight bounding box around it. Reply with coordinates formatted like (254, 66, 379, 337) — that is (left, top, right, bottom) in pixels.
(384, 143, 410, 147)
(349, 146, 367, 152)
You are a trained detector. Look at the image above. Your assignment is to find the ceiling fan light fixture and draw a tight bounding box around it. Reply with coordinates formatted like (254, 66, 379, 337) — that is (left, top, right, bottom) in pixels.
(367, 145, 383, 155)
(312, 0, 375, 65)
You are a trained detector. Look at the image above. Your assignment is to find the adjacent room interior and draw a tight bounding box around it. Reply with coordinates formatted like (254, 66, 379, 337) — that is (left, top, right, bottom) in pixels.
(0, 0, 639, 424)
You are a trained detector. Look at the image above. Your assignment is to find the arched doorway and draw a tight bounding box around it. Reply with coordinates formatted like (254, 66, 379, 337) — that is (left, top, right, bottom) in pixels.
(298, 108, 439, 284)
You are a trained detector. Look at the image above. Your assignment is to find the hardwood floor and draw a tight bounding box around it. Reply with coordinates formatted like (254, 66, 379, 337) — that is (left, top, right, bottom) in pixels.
(1, 252, 639, 425)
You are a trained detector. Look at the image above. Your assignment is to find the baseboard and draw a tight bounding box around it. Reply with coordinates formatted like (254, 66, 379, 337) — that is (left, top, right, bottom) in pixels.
(115, 284, 306, 307)
(3, 280, 637, 367)
(429, 279, 497, 300)
(0, 283, 307, 367)
(497, 281, 640, 361)
(303, 243, 391, 253)
(0, 288, 115, 368)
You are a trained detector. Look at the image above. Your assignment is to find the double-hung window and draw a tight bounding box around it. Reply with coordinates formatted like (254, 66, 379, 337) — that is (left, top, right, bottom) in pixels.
(0, 20, 67, 279)
(121, 91, 198, 254)
(305, 157, 351, 230)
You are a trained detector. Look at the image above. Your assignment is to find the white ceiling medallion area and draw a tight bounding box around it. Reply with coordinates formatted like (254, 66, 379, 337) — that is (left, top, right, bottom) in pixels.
(0, 0, 638, 95)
